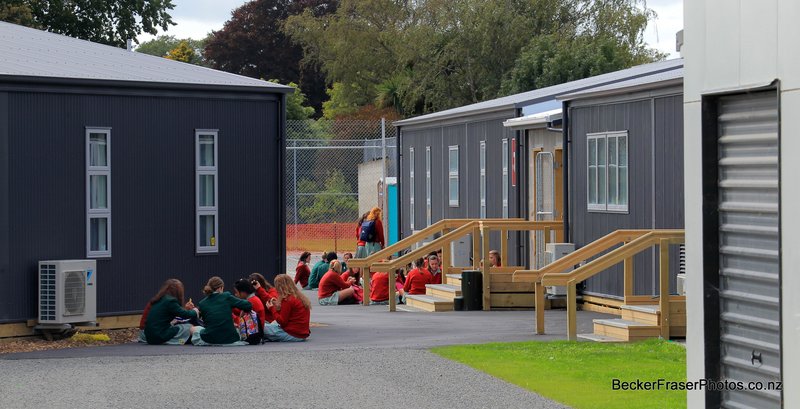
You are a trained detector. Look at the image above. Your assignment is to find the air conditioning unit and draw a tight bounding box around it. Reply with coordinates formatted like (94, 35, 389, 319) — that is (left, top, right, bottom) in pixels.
(545, 243, 575, 296)
(676, 273, 686, 296)
(38, 260, 97, 324)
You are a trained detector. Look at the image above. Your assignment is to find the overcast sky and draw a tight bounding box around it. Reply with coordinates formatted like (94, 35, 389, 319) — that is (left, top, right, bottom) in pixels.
(139, 0, 683, 58)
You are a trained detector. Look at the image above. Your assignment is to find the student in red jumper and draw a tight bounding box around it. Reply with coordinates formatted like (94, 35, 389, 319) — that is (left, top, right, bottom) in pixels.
(403, 258, 433, 296)
(427, 254, 443, 285)
(489, 250, 502, 267)
(233, 279, 266, 329)
(264, 274, 311, 342)
(318, 260, 357, 305)
(360, 207, 385, 256)
(294, 252, 311, 288)
(250, 272, 278, 322)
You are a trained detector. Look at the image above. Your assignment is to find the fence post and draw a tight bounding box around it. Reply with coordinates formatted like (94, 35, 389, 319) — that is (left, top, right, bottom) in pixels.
(334, 222, 338, 254)
(567, 282, 577, 341)
(624, 244, 634, 302)
(482, 225, 491, 311)
(441, 228, 451, 285)
(362, 267, 371, 306)
(381, 118, 388, 242)
(292, 140, 298, 250)
(535, 281, 545, 335)
(389, 269, 397, 312)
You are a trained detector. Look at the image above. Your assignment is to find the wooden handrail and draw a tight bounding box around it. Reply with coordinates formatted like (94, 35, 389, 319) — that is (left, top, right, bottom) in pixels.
(512, 229, 651, 282)
(347, 218, 471, 269)
(543, 230, 684, 286)
(516, 228, 684, 341)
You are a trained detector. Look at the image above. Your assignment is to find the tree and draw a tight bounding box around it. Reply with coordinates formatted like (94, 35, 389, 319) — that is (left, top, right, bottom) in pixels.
(271, 79, 315, 120)
(204, 0, 337, 116)
(0, 1, 35, 27)
(285, 0, 663, 117)
(0, 0, 176, 48)
(165, 40, 195, 63)
(298, 170, 358, 223)
(136, 35, 209, 66)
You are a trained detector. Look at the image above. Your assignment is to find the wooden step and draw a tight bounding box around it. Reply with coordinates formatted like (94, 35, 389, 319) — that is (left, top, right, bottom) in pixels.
(577, 333, 627, 343)
(405, 294, 454, 312)
(620, 304, 687, 327)
(445, 274, 462, 287)
(426, 284, 461, 300)
(593, 319, 661, 341)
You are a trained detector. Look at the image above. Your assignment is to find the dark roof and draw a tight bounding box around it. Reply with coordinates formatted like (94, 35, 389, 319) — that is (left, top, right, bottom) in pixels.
(395, 59, 683, 127)
(0, 21, 292, 93)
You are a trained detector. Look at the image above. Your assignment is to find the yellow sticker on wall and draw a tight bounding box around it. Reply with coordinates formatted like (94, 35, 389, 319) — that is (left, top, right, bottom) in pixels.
(210, 236, 216, 246)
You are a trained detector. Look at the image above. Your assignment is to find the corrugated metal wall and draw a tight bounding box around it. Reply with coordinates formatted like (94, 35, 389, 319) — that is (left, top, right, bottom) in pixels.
(0, 89, 283, 322)
(568, 92, 684, 298)
(399, 111, 520, 266)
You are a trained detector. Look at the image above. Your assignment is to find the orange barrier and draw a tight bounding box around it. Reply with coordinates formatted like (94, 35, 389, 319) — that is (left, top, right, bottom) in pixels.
(286, 223, 359, 253)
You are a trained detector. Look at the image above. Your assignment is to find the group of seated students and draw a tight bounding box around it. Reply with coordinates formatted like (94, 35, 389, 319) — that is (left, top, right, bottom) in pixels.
(139, 273, 311, 346)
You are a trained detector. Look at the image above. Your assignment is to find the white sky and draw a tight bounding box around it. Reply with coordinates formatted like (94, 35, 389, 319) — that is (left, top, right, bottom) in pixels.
(139, 0, 683, 58)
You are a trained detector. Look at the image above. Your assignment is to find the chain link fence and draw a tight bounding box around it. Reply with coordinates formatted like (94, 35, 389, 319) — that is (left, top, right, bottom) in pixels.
(285, 119, 397, 262)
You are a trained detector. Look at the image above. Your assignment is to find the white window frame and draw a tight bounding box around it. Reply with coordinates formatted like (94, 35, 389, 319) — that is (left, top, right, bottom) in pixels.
(409, 147, 415, 231)
(587, 131, 629, 213)
(480, 141, 486, 218)
(425, 146, 432, 226)
(448, 145, 459, 207)
(502, 138, 509, 218)
(196, 130, 219, 253)
(86, 128, 111, 258)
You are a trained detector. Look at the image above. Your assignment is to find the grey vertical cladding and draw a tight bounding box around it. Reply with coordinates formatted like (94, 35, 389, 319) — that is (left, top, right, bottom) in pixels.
(0, 92, 9, 318)
(2, 91, 281, 322)
(569, 94, 685, 298)
(398, 112, 521, 265)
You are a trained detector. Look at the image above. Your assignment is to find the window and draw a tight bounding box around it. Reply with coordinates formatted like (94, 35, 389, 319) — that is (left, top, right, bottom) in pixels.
(587, 131, 628, 212)
(409, 147, 415, 231)
(448, 145, 459, 207)
(480, 141, 486, 218)
(197, 130, 219, 253)
(425, 146, 432, 226)
(502, 139, 509, 218)
(86, 128, 111, 257)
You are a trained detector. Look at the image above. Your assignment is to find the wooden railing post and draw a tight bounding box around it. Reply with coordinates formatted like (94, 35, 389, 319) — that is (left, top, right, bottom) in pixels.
(472, 226, 481, 269)
(482, 225, 491, 311)
(659, 238, 670, 339)
(623, 244, 634, 302)
(567, 282, 577, 341)
(441, 228, 451, 285)
(500, 228, 508, 268)
(362, 267, 371, 306)
(388, 269, 397, 312)
(535, 281, 545, 335)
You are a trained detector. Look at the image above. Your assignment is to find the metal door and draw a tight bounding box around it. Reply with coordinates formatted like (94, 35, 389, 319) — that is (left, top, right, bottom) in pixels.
(716, 91, 782, 408)
(534, 152, 554, 268)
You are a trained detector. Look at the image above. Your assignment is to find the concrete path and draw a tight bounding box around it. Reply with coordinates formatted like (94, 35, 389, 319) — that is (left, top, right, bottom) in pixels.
(1, 292, 613, 408)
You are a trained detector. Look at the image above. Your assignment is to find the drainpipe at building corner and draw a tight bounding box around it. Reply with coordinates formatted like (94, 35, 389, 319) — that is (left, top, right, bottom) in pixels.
(562, 101, 570, 244)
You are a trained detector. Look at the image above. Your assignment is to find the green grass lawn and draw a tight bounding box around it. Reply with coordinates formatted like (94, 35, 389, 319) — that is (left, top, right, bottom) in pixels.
(431, 339, 686, 409)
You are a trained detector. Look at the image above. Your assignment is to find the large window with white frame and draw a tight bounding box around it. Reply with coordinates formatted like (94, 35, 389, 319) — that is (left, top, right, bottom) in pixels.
(425, 146, 431, 226)
(587, 131, 628, 212)
(502, 138, 509, 218)
(480, 141, 486, 218)
(86, 128, 111, 258)
(448, 145, 459, 207)
(196, 130, 219, 253)
(409, 147, 415, 231)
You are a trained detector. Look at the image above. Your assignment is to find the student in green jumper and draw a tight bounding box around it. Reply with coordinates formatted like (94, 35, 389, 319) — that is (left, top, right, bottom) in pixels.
(143, 279, 199, 345)
(306, 251, 336, 290)
(192, 276, 253, 346)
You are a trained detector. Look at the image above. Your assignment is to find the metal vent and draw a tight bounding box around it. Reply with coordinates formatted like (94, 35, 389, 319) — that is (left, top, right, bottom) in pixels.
(535, 152, 555, 268)
(39, 264, 56, 321)
(679, 244, 686, 275)
(63, 271, 86, 316)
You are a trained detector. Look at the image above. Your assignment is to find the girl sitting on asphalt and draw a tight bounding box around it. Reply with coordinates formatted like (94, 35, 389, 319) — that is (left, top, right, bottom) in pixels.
(233, 279, 266, 329)
(249, 272, 278, 322)
(264, 274, 311, 342)
(192, 276, 254, 346)
(318, 260, 358, 305)
(143, 279, 199, 345)
(294, 252, 312, 288)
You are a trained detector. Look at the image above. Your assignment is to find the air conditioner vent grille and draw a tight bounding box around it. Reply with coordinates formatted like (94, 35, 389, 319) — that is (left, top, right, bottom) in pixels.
(39, 264, 56, 321)
(63, 271, 86, 316)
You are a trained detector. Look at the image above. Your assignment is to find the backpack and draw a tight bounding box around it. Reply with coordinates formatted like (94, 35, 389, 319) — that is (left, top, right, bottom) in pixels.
(237, 310, 262, 345)
(359, 220, 376, 242)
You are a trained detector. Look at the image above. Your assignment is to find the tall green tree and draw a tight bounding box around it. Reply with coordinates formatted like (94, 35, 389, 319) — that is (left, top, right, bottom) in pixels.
(136, 34, 209, 66)
(0, 0, 176, 48)
(285, 0, 663, 117)
(204, 0, 337, 116)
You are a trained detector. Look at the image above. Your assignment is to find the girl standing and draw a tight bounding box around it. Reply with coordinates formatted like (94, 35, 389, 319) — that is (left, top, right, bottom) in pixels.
(294, 252, 311, 288)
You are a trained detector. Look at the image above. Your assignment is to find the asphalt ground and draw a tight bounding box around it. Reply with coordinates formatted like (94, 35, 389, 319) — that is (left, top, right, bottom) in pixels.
(0, 290, 613, 408)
